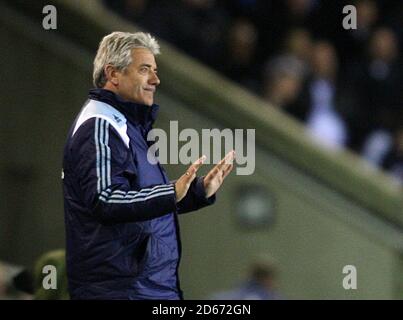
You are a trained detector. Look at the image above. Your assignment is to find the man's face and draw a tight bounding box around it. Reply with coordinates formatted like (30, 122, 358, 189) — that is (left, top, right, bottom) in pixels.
(115, 48, 160, 106)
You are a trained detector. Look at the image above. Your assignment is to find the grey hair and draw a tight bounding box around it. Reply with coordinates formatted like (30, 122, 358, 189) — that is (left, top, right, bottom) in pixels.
(93, 31, 160, 88)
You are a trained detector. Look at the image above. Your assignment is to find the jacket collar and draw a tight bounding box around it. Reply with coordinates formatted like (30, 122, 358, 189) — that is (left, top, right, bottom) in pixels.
(88, 88, 159, 128)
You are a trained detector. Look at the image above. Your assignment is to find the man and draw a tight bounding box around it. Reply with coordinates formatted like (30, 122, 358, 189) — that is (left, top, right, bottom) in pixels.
(62, 31, 234, 300)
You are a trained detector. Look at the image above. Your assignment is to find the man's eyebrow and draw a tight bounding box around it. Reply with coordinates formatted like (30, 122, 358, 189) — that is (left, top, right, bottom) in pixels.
(139, 63, 157, 70)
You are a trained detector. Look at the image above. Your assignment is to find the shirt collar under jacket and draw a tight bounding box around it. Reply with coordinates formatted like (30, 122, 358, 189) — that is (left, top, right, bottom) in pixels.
(88, 88, 160, 130)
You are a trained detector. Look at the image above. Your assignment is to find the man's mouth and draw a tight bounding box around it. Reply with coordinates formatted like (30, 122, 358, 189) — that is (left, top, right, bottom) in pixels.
(143, 87, 155, 93)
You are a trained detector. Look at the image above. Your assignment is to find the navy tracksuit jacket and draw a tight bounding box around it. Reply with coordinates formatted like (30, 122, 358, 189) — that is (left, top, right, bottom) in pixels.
(62, 88, 215, 299)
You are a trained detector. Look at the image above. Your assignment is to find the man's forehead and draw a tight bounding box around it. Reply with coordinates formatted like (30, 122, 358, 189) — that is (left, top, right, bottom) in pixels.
(130, 48, 157, 66)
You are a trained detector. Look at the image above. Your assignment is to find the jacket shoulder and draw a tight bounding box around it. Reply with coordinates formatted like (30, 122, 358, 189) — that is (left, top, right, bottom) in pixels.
(72, 99, 130, 148)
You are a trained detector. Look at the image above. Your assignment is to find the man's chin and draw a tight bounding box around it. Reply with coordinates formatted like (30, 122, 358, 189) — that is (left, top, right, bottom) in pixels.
(140, 95, 153, 106)
(133, 97, 153, 106)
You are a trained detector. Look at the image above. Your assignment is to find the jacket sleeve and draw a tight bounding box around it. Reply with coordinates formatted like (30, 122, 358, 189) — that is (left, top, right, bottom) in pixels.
(175, 176, 216, 214)
(70, 117, 177, 225)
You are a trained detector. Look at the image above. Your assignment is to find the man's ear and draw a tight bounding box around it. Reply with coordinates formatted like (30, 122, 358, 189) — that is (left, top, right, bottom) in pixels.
(104, 64, 119, 86)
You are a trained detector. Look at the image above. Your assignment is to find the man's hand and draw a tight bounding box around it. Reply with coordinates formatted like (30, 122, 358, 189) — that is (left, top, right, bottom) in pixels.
(175, 155, 206, 202)
(174, 151, 235, 203)
(203, 150, 235, 198)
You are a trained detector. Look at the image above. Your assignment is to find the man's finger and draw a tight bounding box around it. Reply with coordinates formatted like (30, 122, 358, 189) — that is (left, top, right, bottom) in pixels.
(184, 155, 206, 178)
(222, 163, 234, 179)
(191, 154, 206, 172)
(212, 150, 235, 174)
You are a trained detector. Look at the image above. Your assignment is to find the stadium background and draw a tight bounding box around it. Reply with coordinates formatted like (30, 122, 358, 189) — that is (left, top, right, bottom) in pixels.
(0, 0, 403, 299)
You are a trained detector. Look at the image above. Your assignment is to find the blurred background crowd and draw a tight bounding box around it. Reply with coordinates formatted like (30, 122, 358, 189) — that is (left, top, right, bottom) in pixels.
(103, 0, 403, 184)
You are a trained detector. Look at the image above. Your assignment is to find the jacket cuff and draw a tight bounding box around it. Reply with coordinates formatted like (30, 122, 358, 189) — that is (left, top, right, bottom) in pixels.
(194, 176, 216, 205)
(166, 182, 179, 211)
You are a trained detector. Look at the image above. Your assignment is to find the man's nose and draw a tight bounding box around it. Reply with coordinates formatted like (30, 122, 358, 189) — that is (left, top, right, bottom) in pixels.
(149, 71, 160, 86)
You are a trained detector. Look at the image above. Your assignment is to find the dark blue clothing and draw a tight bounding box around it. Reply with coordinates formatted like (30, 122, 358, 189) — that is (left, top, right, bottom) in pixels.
(62, 89, 215, 300)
